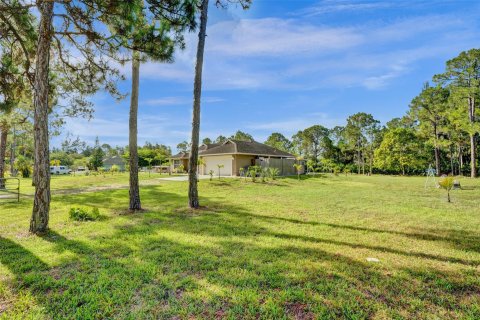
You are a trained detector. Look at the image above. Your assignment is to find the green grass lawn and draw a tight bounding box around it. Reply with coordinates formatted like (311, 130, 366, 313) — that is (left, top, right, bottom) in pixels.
(1, 174, 479, 319)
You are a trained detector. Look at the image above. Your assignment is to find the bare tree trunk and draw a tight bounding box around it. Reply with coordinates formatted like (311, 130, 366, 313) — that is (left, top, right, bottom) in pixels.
(470, 134, 476, 178)
(10, 124, 15, 177)
(30, 1, 54, 234)
(129, 51, 141, 211)
(469, 97, 476, 178)
(0, 122, 8, 189)
(450, 146, 454, 175)
(357, 148, 361, 174)
(434, 146, 441, 176)
(369, 152, 372, 176)
(188, 0, 209, 209)
(459, 145, 463, 175)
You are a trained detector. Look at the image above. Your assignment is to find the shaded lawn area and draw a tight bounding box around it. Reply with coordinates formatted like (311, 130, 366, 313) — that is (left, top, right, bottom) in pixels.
(1, 175, 480, 319)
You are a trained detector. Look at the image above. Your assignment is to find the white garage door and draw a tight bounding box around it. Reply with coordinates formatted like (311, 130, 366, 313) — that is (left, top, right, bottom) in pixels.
(204, 155, 233, 176)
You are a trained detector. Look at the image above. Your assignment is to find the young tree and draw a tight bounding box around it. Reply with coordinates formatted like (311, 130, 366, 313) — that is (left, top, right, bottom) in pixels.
(89, 137, 105, 171)
(434, 49, 480, 178)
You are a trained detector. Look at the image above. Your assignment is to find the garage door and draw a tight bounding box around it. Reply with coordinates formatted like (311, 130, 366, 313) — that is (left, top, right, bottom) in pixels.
(204, 155, 233, 176)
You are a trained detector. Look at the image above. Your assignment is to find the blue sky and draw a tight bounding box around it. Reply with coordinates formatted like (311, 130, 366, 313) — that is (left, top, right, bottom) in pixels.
(53, 0, 480, 152)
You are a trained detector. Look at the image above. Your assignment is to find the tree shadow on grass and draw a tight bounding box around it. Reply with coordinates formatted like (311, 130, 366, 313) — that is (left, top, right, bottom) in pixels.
(226, 211, 480, 255)
(2, 185, 480, 318)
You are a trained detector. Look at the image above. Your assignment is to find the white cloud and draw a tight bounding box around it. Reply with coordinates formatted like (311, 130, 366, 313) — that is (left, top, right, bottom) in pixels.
(246, 113, 345, 135)
(295, 0, 393, 17)
(134, 11, 478, 91)
(143, 96, 225, 106)
(206, 18, 364, 56)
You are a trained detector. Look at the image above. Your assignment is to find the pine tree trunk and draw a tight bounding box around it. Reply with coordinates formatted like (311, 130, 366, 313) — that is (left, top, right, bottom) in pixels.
(470, 133, 476, 178)
(459, 145, 463, 175)
(129, 51, 141, 211)
(30, 0, 54, 234)
(10, 125, 15, 177)
(188, 0, 209, 209)
(357, 149, 361, 174)
(434, 146, 441, 176)
(469, 97, 476, 178)
(0, 122, 8, 189)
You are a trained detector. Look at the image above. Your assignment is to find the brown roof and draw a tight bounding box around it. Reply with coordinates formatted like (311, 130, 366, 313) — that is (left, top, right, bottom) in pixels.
(171, 143, 221, 159)
(170, 140, 295, 159)
(200, 140, 295, 158)
(170, 152, 189, 159)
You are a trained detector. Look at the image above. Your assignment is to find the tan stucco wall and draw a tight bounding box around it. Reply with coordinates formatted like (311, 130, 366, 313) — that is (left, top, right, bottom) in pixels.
(233, 155, 255, 176)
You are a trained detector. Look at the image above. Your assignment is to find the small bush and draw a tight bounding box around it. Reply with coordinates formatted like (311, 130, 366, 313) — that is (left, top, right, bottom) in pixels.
(438, 176, 455, 203)
(268, 167, 280, 180)
(69, 207, 100, 221)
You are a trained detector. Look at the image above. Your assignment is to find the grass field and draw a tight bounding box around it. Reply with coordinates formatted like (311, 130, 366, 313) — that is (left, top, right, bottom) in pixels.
(1, 174, 479, 319)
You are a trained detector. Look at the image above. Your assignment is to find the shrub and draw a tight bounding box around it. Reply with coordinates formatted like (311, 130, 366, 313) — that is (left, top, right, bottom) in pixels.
(248, 166, 260, 182)
(438, 176, 455, 203)
(110, 164, 120, 174)
(260, 167, 268, 182)
(268, 167, 280, 180)
(14, 155, 32, 178)
(239, 167, 245, 178)
(209, 170, 214, 181)
(69, 207, 100, 221)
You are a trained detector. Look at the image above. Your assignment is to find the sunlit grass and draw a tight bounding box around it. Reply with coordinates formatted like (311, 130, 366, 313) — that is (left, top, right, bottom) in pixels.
(1, 174, 479, 319)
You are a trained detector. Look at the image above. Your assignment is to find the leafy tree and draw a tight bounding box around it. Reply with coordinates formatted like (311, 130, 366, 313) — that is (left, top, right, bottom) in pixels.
(293, 125, 331, 168)
(345, 112, 380, 174)
(374, 128, 427, 175)
(188, 0, 252, 208)
(202, 137, 212, 144)
(50, 151, 74, 166)
(264, 132, 292, 152)
(230, 130, 254, 141)
(215, 135, 227, 143)
(434, 49, 480, 178)
(89, 137, 105, 171)
(409, 83, 450, 176)
(177, 140, 189, 152)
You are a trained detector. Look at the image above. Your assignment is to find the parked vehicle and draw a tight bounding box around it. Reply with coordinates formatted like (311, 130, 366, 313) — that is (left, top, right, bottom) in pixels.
(50, 166, 72, 175)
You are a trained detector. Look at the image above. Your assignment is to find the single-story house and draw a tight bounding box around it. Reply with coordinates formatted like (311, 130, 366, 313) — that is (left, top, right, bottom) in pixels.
(103, 156, 126, 171)
(170, 139, 301, 176)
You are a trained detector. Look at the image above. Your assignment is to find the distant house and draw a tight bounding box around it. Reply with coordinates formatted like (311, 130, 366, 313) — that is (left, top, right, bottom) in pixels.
(103, 156, 126, 171)
(170, 139, 300, 176)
